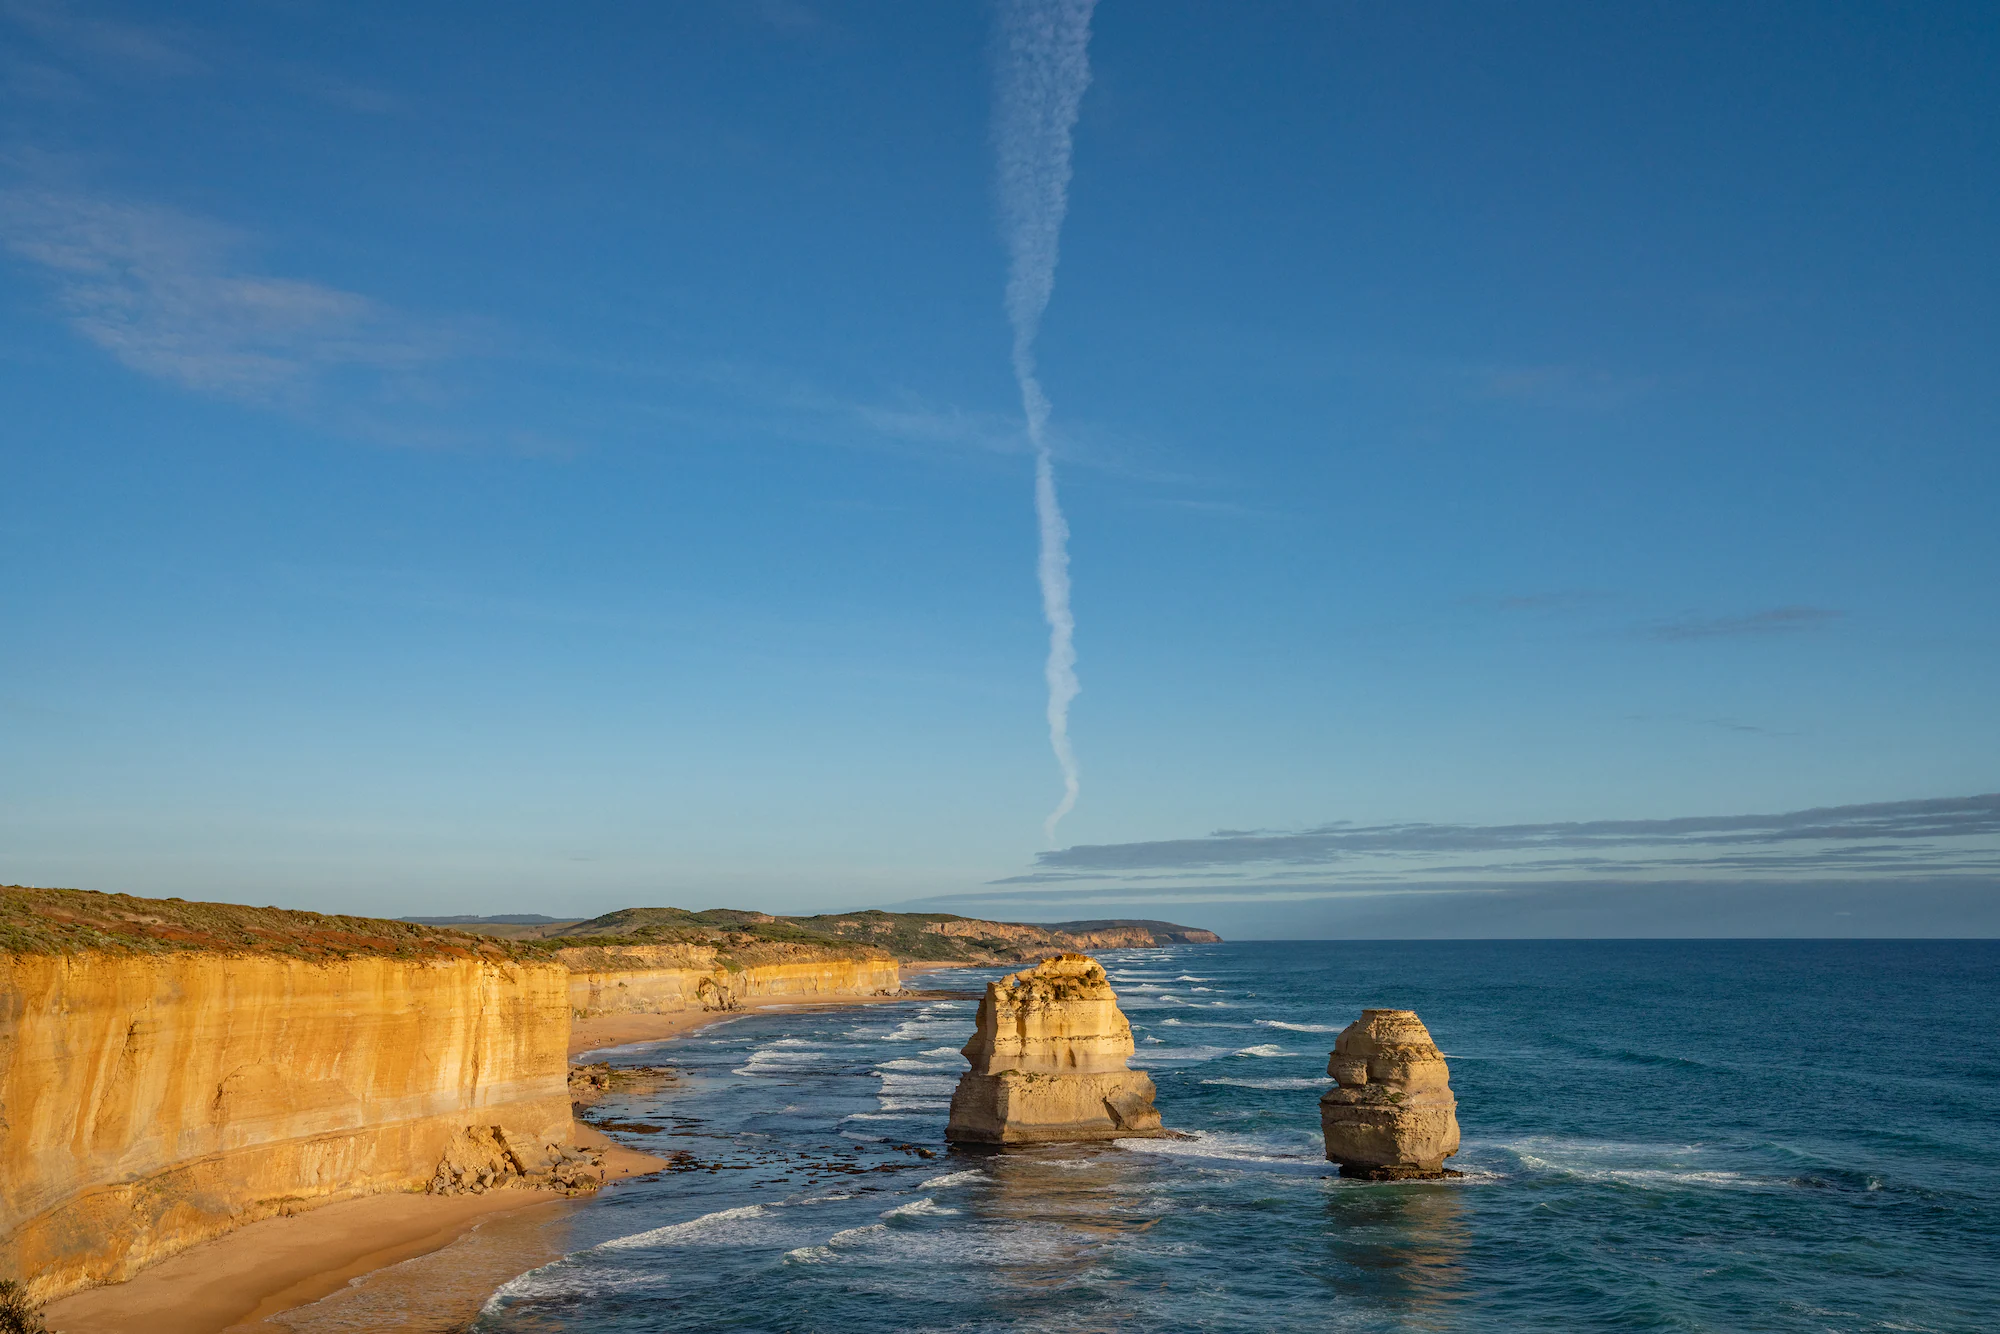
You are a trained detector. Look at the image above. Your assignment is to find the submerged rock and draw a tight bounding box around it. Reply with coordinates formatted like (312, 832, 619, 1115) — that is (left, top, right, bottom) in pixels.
(946, 953, 1167, 1143)
(1319, 1009, 1462, 1180)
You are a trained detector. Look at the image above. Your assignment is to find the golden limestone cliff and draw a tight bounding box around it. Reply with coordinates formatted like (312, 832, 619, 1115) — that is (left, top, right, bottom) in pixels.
(946, 953, 1165, 1143)
(0, 948, 573, 1303)
(1319, 1009, 1463, 1180)
(559, 943, 901, 1018)
(0, 887, 923, 1305)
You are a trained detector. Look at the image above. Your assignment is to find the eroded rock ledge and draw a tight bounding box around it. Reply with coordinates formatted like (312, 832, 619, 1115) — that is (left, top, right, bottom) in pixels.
(946, 953, 1166, 1144)
(1319, 1008, 1462, 1180)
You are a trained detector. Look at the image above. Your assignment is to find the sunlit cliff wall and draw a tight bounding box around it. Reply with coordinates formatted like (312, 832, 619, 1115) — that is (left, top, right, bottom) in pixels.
(0, 950, 572, 1303)
(561, 944, 901, 1018)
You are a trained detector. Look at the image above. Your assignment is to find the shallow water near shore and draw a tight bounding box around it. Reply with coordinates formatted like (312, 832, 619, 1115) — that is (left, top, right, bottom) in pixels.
(375, 941, 1999, 1331)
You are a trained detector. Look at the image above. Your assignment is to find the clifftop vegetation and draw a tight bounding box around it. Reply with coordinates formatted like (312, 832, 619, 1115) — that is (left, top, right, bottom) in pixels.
(433, 906, 1220, 965)
(0, 887, 1219, 966)
(0, 886, 546, 963)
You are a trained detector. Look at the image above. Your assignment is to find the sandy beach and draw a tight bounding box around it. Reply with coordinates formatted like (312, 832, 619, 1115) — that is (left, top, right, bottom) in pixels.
(46, 980, 977, 1334)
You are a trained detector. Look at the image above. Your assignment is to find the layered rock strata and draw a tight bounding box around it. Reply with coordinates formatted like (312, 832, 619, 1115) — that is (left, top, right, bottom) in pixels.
(946, 953, 1165, 1144)
(1318, 1009, 1462, 1180)
(559, 944, 901, 1019)
(0, 949, 573, 1302)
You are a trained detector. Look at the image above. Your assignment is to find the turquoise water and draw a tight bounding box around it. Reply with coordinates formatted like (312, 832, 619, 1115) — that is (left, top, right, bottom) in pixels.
(472, 940, 2000, 1332)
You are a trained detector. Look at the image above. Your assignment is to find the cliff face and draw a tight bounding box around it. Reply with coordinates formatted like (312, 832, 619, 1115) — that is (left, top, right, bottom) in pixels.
(946, 954, 1164, 1144)
(0, 949, 571, 1303)
(560, 943, 901, 1018)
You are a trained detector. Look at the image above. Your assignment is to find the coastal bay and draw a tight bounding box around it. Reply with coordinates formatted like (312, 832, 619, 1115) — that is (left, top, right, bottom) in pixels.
(464, 940, 2000, 1333)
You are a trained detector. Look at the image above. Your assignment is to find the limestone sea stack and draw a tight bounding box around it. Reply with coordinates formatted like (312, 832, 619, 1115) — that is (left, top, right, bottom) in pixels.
(1319, 1009, 1463, 1180)
(946, 953, 1167, 1143)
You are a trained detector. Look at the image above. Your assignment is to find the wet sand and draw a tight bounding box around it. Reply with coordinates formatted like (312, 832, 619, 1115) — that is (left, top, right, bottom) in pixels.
(48, 980, 975, 1334)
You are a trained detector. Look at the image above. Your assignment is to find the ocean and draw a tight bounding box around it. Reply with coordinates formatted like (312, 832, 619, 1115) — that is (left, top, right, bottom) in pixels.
(291, 939, 2000, 1332)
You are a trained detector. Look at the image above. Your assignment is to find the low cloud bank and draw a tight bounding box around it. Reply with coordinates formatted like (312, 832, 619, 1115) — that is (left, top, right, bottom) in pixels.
(1003, 794, 2000, 883)
(893, 877, 2000, 940)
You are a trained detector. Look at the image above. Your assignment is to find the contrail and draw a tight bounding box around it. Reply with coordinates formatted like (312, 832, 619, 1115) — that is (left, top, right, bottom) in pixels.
(994, 0, 1095, 843)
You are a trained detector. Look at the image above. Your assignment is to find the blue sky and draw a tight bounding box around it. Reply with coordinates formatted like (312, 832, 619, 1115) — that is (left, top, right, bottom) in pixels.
(3, 1, 1996, 935)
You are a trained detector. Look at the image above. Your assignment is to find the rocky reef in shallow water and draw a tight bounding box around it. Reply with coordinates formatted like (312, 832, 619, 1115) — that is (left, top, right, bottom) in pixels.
(946, 953, 1166, 1144)
(1319, 1009, 1463, 1179)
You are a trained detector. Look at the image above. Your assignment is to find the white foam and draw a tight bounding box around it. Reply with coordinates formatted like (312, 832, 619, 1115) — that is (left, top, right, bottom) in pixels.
(1115, 1129, 1324, 1167)
(1127, 1045, 1228, 1065)
(1158, 1018, 1182, 1026)
(881, 1196, 958, 1219)
(1235, 1044, 1294, 1058)
(1495, 1137, 1767, 1191)
(828, 1223, 888, 1246)
(733, 1045, 833, 1076)
(1201, 1076, 1334, 1090)
(1256, 1019, 1340, 1033)
(919, 1169, 986, 1189)
(599, 1203, 771, 1251)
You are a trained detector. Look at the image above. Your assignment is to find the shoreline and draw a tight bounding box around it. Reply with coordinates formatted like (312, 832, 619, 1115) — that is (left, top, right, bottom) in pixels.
(43, 1129, 664, 1334)
(45, 979, 970, 1334)
(569, 966, 976, 1057)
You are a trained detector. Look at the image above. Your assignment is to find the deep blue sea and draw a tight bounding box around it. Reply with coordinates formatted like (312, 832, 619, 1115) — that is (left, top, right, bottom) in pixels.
(329, 941, 2000, 1331)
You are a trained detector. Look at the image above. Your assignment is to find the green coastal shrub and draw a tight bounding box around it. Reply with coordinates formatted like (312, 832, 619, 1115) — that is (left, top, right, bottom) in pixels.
(0, 1279, 48, 1334)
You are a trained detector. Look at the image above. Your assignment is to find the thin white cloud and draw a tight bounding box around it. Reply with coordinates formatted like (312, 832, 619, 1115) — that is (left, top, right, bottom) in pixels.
(0, 0, 203, 77)
(1646, 606, 1844, 641)
(0, 187, 452, 405)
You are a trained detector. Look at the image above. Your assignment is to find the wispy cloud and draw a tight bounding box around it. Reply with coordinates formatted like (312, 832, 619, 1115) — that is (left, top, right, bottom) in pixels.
(743, 0, 840, 41)
(617, 359, 1200, 483)
(997, 794, 2000, 885)
(1646, 606, 1843, 641)
(1461, 590, 1613, 613)
(0, 187, 455, 406)
(1, 0, 203, 77)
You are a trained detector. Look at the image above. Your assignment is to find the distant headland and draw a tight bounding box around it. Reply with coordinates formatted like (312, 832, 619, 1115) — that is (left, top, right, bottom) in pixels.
(400, 906, 1223, 963)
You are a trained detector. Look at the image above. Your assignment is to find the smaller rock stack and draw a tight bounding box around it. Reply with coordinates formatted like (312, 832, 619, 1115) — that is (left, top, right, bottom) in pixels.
(946, 953, 1167, 1144)
(1319, 1009, 1462, 1180)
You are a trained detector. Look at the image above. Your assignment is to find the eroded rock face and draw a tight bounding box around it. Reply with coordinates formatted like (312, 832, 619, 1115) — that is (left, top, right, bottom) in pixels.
(946, 953, 1166, 1143)
(0, 951, 572, 1303)
(426, 1125, 607, 1197)
(1319, 1009, 1462, 1179)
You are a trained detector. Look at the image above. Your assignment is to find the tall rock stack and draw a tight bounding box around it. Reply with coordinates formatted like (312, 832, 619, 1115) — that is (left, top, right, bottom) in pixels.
(946, 953, 1167, 1143)
(1319, 1009, 1463, 1180)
